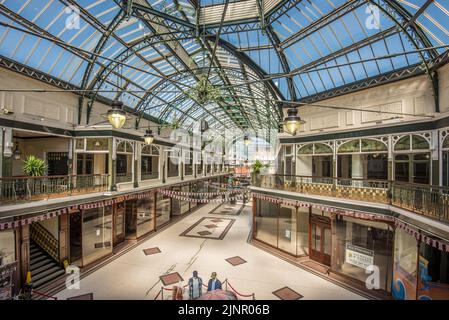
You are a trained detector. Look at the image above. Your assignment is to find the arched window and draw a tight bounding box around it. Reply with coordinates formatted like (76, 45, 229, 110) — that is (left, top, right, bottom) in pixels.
(360, 139, 387, 152)
(338, 140, 360, 153)
(394, 134, 430, 151)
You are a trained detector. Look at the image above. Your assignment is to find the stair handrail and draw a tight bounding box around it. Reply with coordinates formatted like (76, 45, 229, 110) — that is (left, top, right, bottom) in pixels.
(30, 222, 59, 262)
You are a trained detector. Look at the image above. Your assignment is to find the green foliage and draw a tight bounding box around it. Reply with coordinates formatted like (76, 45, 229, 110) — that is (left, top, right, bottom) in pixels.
(23, 155, 47, 177)
(251, 160, 268, 174)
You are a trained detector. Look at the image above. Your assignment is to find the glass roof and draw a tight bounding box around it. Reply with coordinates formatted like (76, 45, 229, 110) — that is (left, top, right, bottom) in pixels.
(0, 0, 448, 132)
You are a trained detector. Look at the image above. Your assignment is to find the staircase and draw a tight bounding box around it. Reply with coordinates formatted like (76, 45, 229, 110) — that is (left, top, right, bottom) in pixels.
(29, 241, 65, 289)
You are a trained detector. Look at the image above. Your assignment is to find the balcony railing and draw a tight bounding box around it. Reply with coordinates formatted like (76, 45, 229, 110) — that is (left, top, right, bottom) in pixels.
(255, 174, 449, 223)
(141, 172, 159, 181)
(116, 173, 133, 184)
(0, 174, 109, 204)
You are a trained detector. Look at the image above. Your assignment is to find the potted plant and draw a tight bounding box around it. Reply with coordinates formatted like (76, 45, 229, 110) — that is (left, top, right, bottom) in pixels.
(23, 156, 47, 197)
(23, 155, 47, 176)
(250, 160, 268, 186)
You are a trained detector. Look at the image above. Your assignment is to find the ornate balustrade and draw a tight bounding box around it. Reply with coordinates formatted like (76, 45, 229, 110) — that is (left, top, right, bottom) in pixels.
(0, 174, 109, 204)
(255, 174, 449, 223)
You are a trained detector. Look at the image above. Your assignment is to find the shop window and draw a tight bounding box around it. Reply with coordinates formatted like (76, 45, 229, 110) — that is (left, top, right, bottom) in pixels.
(47, 152, 69, 176)
(392, 227, 418, 300)
(136, 198, 154, 238)
(82, 206, 113, 266)
(141, 145, 159, 181)
(417, 236, 449, 300)
(156, 192, 171, 227)
(197, 160, 203, 174)
(0, 230, 15, 266)
(394, 154, 430, 184)
(167, 149, 180, 178)
(185, 151, 193, 176)
(116, 141, 133, 183)
(331, 216, 394, 292)
(77, 154, 93, 175)
(254, 200, 308, 256)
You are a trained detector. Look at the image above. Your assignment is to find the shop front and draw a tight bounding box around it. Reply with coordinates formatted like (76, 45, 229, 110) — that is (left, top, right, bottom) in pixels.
(156, 192, 171, 228)
(171, 184, 190, 217)
(253, 198, 309, 257)
(331, 215, 394, 293)
(392, 220, 449, 300)
(253, 196, 396, 295)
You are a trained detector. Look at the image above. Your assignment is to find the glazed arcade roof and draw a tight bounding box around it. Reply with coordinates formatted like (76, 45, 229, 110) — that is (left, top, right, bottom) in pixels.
(0, 0, 448, 132)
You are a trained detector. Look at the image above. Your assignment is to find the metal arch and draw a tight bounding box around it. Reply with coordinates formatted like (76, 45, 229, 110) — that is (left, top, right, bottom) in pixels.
(78, 10, 126, 111)
(265, 25, 297, 101)
(205, 35, 285, 121)
(369, 0, 440, 112)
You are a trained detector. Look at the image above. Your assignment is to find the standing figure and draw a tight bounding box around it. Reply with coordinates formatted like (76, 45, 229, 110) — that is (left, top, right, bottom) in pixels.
(188, 271, 203, 299)
(207, 272, 222, 291)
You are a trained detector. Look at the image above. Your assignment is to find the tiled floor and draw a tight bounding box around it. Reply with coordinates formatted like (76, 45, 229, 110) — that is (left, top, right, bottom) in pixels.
(55, 201, 365, 300)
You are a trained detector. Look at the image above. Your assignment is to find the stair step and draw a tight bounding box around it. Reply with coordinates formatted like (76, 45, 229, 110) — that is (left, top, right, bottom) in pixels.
(30, 258, 54, 272)
(30, 251, 44, 259)
(31, 262, 58, 275)
(33, 266, 63, 283)
(30, 254, 49, 265)
(30, 247, 40, 255)
(33, 269, 65, 289)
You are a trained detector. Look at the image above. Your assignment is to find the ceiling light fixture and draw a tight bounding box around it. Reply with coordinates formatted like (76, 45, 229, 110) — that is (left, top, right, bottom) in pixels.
(107, 100, 126, 129)
(283, 108, 305, 136)
(144, 129, 154, 145)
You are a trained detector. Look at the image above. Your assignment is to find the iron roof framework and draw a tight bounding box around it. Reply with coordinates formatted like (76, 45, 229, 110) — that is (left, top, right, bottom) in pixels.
(0, 0, 448, 133)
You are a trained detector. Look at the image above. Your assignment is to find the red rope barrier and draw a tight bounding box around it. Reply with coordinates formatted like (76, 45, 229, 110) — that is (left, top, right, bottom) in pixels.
(226, 281, 254, 298)
(32, 290, 57, 300)
(153, 288, 163, 300)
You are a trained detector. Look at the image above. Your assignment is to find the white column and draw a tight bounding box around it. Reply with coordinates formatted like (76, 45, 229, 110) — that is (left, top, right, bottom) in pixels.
(352, 154, 364, 186)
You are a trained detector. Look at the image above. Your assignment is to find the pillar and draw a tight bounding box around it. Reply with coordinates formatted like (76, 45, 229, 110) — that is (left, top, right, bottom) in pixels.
(388, 135, 393, 181)
(19, 224, 30, 287)
(108, 137, 117, 191)
(134, 141, 139, 188)
(431, 130, 439, 185)
(59, 213, 69, 265)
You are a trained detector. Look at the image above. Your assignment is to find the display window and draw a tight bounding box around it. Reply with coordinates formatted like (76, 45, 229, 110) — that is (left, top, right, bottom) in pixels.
(0, 230, 15, 266)
(136, 197, 155, 238)
(82, 206, 113, 266)
(156, 192, 171, 227)
(331, 216, 394, 292)
(254, 199, 309, 256)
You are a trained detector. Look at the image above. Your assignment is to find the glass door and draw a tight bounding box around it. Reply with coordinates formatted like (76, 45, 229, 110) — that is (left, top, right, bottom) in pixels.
(309, 217, 332, 266)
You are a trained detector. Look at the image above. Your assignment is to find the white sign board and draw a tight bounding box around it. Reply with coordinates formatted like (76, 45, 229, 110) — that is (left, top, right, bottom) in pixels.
(345, 243, 374, 269)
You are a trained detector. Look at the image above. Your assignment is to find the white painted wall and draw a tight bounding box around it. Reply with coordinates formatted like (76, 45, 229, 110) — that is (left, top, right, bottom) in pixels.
(280, 71, 445, 138)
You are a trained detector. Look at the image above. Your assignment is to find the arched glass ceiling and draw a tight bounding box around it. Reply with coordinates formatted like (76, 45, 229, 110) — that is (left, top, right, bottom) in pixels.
(0, 0, 448, 131)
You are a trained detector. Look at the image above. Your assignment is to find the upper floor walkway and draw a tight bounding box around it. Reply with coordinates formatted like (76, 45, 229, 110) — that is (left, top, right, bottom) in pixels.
(253, 174, 449, 225)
